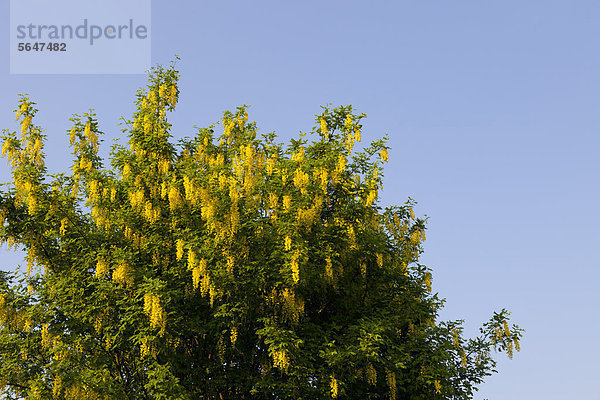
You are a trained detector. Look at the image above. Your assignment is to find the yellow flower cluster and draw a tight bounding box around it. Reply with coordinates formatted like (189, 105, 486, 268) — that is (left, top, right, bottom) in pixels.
(283, 195, 292, 211)
(325, 253, 334, 280)
(140, 337, 151, 358)
(290, 251, 300, 283)
(15, 102, 28, 121)
(0, 293, 5, 313)
(143, 201, 161, 224)
(347, 225, 357, 249)
(319, 118, 329, 141)
(21, 115, 32, 138)
(293, 168, 310, 194)
(335, 155, 346, 174)
(53, 376, 63, 398)
(360, 262, 367, 279)
(168, 185, 183, 211)
(365, 363, 377, 385)
(158, 84, 167, 99)
(192, 258, 208, 292)
(223, 118, 235, 137)
(41, 323, 51, 349)
(380, 148, 389, 162)
(226, 254, 235, 274)
(410, 229, 426, 244)
(386, 370, 397, 400)
(87, 179, 100, 202)
(294, 195, 322, 228)
(122, 163, 132, 179)
(344, 113, 352, 129)
(330, 376, 338, 398)
(201, 201, 217, 227)
(183, 176, 201, 205)
(26, 245, 40, 275)
(95, 257, 109, 278)
(452, 328, 460, 349)
(281, 288, 304, 323)
(344, 123, 362, 152)
(112, 261, 133, 286)
(158, 158, 170, 174)
(272, 349, 289, 370)
(316, 168, 328, 192)
(268, 192, 278, 210)
(230, 327, 238, 345)
(176, 239, 185, 260)
(434, 379, 442, 394)
(365, 189, 378, 207)
(291, 147, 305, 163)
(266, 157, 277, 175)
(187, 250, 197, 270)
(460, 349, 468, 368)
(83, 122, 99, 152)
(129, 188, 145, 209)
(144, 293, 166, 335)
(424, 273, 431, 291)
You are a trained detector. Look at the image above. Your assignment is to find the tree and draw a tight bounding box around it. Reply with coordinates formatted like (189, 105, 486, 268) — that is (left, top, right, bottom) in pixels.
(0, 63, 522, 400)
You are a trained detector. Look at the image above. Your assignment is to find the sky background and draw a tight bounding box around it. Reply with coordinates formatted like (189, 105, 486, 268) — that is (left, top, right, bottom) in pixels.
(2, 1, 600, 398)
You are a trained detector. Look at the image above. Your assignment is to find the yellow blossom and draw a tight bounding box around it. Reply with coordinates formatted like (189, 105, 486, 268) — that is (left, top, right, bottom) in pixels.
(365, 190, 377, 206)
(112, 261, 133, 286)
(230, 327, 238, 345)
(95, 257, 109, 278)
(168, 185, 183, 210)
(320, 118, 328, 138)
(272, 349, 289, 370)
(122, 163, 131, 179)
(325, 254, 333, 280)
(434, 380, 442, 394)
(282, 195, 292, 211)
(187, 250, 197, 270)
(144, 293, 166, 335)
(354, 128, 361, 142)
(336, 154, 346, 173)
(169, 85, 178, 107)
(176, 239, 185, 261)
(380, 148, 389, 162)
(21, 116, 32, 137)
(293, 168, 309, 193)
(344, 113, 352, 128)
(291, 147, 304, 163)
(330, 376, 338, 398)
(268, 192, 278, 210)
(284, 236, 292, 251)
(15, 102, 27, 120)
(318, 168, 328, 192)
(290, 251, 300, 283)
(366, 363, 377, 385)
(266, 157, 276, 175)
(386, 370, 397, 400)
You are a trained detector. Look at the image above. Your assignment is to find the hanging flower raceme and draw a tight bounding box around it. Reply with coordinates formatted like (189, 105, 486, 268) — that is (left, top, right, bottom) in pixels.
(143, 293, 166, 335)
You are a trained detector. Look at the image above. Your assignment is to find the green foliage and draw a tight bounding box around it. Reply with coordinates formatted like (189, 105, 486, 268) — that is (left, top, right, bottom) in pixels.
(0, 63, 522, 399)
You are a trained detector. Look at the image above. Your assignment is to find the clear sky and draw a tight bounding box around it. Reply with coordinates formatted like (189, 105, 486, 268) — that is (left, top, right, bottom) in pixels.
(2, 1, 600, 399)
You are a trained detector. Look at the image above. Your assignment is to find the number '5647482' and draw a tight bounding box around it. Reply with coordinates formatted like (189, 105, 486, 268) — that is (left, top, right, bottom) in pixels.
(17, 42, 66, 51)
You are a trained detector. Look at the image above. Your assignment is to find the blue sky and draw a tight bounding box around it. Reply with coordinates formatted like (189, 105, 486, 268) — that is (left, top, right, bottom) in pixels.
(2, 1, 600, 398)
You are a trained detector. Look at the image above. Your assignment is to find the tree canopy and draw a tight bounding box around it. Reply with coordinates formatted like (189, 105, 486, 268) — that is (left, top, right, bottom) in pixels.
(0, 63, 522, 399)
